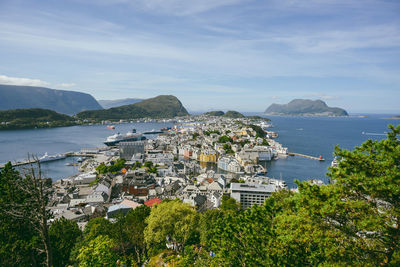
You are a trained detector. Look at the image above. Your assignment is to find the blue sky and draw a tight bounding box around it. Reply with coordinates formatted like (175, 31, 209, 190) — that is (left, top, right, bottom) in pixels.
(0, 0, 399, 113)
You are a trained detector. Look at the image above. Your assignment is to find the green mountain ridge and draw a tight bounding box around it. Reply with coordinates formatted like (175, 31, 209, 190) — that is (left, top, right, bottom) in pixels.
(77, 95, 189, 120)
(265, 99, 348, 116)
(0, 108, 77, 130)
(0, 84, 102, 115)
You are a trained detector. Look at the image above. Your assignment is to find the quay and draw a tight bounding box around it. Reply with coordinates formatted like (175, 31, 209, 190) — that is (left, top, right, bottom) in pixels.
(0, 152, 96, 169)
(288, 152, 325, 161)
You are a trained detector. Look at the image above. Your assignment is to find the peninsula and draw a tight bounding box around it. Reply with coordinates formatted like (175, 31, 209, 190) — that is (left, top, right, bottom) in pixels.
(77, 95, 189, 121)
(0, 108, 78, 130)
(265, 99, 348, 116)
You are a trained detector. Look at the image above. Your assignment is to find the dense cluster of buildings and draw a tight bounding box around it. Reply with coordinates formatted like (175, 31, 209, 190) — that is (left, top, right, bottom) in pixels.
(48, 116, 289, 228)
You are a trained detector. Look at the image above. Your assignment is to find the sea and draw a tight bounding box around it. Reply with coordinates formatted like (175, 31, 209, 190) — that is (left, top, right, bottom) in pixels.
(0, 115, 398, 187)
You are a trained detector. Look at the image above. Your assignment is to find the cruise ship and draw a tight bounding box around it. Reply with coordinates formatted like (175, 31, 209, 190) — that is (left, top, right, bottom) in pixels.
(39, 152, 66, 163)
(104, 129, 146, 146)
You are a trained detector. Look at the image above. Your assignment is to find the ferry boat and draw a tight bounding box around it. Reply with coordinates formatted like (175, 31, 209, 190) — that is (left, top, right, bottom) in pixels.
(39, 152, 66, 163)
(106, 125, 115, 129)
(104, 129, 146, 146)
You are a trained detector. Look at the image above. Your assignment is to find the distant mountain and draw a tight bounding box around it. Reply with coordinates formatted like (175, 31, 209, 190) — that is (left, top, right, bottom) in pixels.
(0, 108, 77, 130)
(224, 110, 245, 118)
(204, 111, 225, 116)
(265, 99, 348, 116)
(0, 84, 102, 115)
(77, 95, 189, 120)
(98, 98, 143, 109)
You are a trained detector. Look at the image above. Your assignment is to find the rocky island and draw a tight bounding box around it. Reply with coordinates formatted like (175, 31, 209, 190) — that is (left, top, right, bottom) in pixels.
(265, 99, 348, 116)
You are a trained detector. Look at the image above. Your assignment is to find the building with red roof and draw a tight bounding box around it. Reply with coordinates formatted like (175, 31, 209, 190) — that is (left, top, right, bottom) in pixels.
(144, 198, 162, 207)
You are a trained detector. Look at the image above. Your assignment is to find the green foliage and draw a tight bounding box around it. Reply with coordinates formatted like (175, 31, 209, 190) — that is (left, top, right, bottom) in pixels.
(144, 161, 153, 168)
(112, 206, 151, 265)
(77, 235, 118, 266)
(96, 159, 126, 174)
(133, 161, 142, 169)
(144, 199, 199, 254)
(147, 166, 158, 174)
(204, 110, 225, 116)
(83, 217, 113, 241)
(262, 138, 269, 146)
(223, 143, 234, 154)
(220, 195, 240, 212)
(77, 95, 189, 120)
(218, 135, 233, 143)
(192, 132, 199, 140)
(49, 218, 82, 267)
(0, 108, 77, 130)
(223, 110, 245, 118)
(248, 124, 266, 138)
(0, 162, 43, 266)
(204, 130, 220, 136)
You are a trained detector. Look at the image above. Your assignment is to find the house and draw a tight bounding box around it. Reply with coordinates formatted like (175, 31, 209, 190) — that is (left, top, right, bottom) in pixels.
(86, 191, 108, 204)
(144, 198, 162, 207)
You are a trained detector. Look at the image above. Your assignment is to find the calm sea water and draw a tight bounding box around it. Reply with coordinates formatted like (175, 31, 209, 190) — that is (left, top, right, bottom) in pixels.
(260, 114, 399, 187)
(0, 115, 398, 186)
(0, 122, 173, 180)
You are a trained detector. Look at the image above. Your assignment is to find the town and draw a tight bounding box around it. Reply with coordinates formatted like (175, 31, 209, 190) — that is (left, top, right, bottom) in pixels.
(49, 115, 291, 226)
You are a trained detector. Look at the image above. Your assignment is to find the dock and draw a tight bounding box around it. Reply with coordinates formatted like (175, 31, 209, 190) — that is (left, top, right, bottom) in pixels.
(0, 152, 96, 169)
(288, 152, 325, 161)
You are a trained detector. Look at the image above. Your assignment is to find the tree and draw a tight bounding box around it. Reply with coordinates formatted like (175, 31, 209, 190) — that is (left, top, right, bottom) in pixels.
(83, 217, 113, 241)
(220, 195, 240, 212)
(0, 162, 43, 266)
(144, 199, 199, 254)
(0, 160, 54, 266)
(326, 124, 400, 265)
(77, 235, 118, 266)
(49, 218, 82, 267)
(113, 205, 151, 265)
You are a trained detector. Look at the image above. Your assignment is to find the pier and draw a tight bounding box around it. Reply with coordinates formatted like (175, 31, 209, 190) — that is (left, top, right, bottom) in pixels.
(288, 152, 325, 161)
(0, 152, 96, 169)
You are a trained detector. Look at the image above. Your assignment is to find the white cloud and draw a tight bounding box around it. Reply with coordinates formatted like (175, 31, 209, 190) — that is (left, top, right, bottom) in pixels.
(94, 0, 245, 15)
(0, 74, 50, 87)
(57, 83, 76, 87)
(272, 25, 400, 53)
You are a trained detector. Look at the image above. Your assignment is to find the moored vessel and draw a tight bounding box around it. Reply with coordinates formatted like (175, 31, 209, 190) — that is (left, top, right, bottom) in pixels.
(104, 129, 146, 146)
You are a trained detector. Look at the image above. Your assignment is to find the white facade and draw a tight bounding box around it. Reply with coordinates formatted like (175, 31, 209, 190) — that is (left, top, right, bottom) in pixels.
(230, 183, 276, 209)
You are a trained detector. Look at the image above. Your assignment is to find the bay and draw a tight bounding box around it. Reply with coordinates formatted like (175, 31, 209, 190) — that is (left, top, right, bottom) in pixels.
(261, 114, 399, 187)
(0, 122, 174, 180)
(0, 115, 398, 186)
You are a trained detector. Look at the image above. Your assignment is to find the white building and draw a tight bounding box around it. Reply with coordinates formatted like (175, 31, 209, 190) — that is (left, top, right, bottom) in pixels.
(230, 183, 276, 209)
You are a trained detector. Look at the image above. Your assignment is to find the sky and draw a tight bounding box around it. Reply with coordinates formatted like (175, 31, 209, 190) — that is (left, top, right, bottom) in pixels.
(0, 0, 399, 113)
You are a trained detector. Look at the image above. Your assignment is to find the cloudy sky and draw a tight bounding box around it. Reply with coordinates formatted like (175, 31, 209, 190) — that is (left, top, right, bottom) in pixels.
(0, 0, 399, 113)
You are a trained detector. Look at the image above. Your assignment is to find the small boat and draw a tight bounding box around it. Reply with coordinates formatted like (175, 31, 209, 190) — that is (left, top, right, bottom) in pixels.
(107, 126, 115, 129)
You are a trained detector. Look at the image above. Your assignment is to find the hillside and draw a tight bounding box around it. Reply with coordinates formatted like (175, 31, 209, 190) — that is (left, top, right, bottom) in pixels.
(0, 108, 77, 130)
(98, 98, 143, 109)
(0, 84, 102, 115)
(77, 95, 189, 120)
(204, 111, 225, 116)
(265, 99, 348, 116)
(223, 110, 245, 118)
